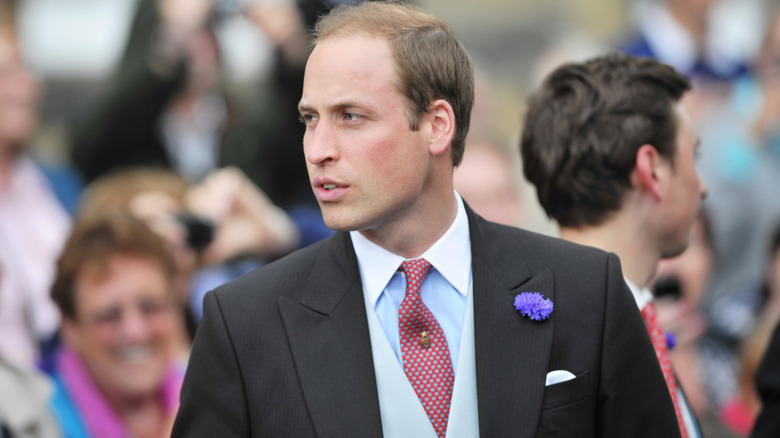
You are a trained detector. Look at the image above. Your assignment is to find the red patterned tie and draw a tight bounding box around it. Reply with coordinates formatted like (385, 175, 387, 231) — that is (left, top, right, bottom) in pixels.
(641, 302, 688, 438)
(399, 258, 454, 438)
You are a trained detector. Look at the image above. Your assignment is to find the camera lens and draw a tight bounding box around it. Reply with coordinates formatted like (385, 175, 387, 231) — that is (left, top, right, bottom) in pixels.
(175, 212, 215, 252)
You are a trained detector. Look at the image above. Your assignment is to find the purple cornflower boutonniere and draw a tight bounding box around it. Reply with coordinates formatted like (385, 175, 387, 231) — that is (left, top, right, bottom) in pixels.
(514, 292, 553, 321)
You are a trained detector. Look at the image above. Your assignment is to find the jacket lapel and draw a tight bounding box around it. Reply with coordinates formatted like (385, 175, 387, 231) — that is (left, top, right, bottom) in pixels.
(468, 208, 555, 437)
(278, 232, 384, 437)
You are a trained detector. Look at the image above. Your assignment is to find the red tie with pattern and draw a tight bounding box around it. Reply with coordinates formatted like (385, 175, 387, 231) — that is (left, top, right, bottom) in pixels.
(641, 302, 689, 438)
(399, 258, 454, 438)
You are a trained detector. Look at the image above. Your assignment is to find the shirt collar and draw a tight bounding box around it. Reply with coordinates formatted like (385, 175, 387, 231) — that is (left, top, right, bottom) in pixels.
(623, 277, 654, 310)
(351, 192, 472, 306)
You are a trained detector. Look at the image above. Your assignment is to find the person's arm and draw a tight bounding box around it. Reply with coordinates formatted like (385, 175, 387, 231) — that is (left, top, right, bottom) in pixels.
(172, 291, 250, 437)
(597, 253, 682, 438)
(185, 166, 300, 263)
(243, 0, 309, 67)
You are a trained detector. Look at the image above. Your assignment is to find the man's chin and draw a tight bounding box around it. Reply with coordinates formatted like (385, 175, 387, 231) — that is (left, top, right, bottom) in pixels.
(321, 216, 357, 232)
(320, 206, 365, 232)
(661, 240, 689, 260)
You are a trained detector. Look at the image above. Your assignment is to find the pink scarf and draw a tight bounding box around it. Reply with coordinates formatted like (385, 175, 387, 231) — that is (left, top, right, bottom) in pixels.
(57, 346, 183, 438)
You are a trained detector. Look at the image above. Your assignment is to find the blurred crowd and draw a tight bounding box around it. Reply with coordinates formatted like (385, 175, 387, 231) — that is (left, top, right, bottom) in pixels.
(1, 0, 780, 436)
(624, 1, 780, 436)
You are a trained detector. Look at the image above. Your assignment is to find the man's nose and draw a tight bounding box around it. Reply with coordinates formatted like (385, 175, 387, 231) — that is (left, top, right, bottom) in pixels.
(305, 121, 339, 166)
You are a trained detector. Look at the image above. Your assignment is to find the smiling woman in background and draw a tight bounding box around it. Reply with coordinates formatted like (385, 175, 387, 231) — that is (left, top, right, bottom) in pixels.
(48, 213, 184, 438)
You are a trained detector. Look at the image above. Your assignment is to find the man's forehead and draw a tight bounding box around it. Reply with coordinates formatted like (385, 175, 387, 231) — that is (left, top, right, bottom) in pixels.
(301, 36, 400, 106)
(315, 30, 388, 46)
(309, 34, 393, 66)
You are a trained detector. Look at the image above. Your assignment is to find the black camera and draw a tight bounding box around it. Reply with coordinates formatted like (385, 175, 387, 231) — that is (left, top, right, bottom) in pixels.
(653, 275, 682, 300)
(175, 212, 215, 252)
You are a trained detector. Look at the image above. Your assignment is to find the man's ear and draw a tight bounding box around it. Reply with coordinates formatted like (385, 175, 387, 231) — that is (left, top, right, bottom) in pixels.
(633, 144, 667, 200)
(426, 99, 456, 157)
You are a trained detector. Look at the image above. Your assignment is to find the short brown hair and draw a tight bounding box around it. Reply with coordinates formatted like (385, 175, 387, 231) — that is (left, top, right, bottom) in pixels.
(314, 1, 474, 166)
(520, 53, 691, 227)
(77, 167, 189, 219)
(51, 212, 176, 320)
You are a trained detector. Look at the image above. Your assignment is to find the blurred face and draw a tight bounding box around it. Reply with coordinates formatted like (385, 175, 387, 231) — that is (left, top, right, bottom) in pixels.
(654, 214, 712, 304)
(658, 103, 708, 258)
(0, 31, 38, 154)
(183, 29, 221, 95)
(454, 142, 523, 227)
(757, 12, 780, 97)
(299, 35, 433, 234)
(63, 253, 174, 401)
(668, 0, 716, 28)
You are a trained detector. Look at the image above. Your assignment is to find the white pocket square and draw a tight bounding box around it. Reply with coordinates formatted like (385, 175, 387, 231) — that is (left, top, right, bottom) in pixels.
(545, 370, 576, 386)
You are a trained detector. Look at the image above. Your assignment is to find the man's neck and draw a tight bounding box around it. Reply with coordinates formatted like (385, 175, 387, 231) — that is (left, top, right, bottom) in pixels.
(359, 185, 458, 259)
(559, 219, 659, 289)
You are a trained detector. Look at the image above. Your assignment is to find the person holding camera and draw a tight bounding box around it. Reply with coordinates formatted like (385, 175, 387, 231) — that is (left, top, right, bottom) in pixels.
(78, 166, 299, 366)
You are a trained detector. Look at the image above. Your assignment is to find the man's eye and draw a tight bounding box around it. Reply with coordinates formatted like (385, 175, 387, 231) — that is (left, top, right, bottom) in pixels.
(299, 114, 317, 124)
(344, 112, 360, 121)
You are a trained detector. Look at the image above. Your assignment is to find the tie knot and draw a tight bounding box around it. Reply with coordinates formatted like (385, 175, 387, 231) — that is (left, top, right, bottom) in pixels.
(401, 258, 432, 276)
(401, 258, 432, 294)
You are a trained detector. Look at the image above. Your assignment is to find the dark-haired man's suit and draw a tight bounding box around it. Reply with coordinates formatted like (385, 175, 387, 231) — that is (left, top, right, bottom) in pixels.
(751, 322, 780, 437)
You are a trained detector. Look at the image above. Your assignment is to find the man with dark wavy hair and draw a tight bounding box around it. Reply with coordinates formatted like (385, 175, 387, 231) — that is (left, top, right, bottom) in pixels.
(521, 52, 708, 438)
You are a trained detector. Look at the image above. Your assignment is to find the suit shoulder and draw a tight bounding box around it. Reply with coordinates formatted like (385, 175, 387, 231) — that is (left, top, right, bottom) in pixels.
(210, 236, 333, 303)
(488, 222, 611, 265)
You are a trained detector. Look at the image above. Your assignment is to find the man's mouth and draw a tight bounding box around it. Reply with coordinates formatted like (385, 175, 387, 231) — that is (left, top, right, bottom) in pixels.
(323, 183, 338, 191)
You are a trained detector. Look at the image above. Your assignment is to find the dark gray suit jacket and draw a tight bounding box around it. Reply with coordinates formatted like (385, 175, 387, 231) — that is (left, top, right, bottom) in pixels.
(172, 207, 682, 437)
(751, 321, 780, 438)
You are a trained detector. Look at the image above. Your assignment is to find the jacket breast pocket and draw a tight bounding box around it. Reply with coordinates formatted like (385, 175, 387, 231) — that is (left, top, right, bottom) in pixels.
(541, 370, 589, 410)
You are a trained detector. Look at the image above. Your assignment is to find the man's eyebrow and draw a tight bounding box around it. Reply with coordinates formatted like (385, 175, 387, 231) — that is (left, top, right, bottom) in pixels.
(332, 102, 362, 113)
(298, 101, 363, 113)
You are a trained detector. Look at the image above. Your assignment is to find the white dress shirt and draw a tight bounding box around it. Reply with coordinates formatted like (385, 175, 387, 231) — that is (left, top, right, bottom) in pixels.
(351, 192, 472, 372)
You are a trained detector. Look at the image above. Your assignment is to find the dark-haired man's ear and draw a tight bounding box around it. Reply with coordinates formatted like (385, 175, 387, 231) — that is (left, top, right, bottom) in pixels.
(427, 99, 456, 158)
(633, 144, 666, 200)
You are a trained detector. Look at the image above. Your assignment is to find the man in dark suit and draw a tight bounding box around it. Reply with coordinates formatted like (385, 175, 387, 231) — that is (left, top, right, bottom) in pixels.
(750, 226, 780, 437)
(172, 3, 681, 437)
(520, 53, 708, 437)
(753, 321, 780, 437)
